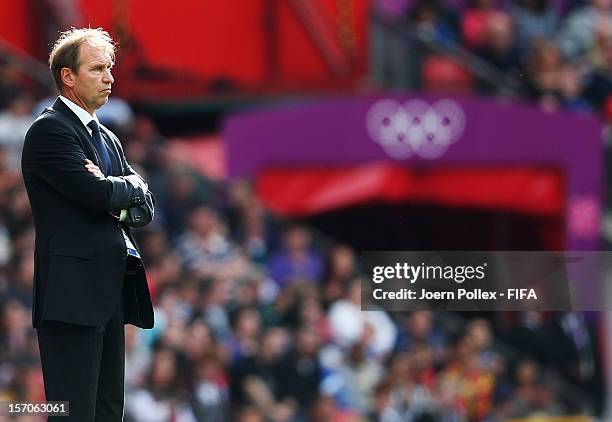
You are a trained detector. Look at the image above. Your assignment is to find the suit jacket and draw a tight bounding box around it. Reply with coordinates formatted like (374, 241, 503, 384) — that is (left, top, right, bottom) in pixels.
(21, 98, 154, 329)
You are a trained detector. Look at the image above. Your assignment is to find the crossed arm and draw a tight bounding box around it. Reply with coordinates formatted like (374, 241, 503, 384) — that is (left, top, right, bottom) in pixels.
(105, 128, 155, 226)
(22, 118, 154, 226)
(85, 158, 154, 227)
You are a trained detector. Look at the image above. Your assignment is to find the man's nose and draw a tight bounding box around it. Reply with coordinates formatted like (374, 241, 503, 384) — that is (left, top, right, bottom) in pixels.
(102, 69, 114, 84)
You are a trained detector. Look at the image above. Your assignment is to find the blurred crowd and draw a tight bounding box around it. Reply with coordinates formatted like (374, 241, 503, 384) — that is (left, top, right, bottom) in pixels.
(0, 3, 608, 420)
(375, 0, 612, 118)
(0, 90, 603, 421)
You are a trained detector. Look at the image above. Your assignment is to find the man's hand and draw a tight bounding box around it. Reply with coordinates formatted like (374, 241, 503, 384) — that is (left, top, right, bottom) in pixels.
(83, 158, 153, 222)
(84, 159, 104, 178)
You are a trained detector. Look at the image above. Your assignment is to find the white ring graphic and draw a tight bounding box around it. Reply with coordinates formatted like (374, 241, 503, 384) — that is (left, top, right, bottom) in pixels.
(366, 99, 466, 159)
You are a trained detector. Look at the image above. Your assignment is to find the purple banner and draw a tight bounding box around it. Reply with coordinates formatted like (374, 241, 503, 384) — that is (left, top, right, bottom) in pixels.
(224, 94, 604, 250)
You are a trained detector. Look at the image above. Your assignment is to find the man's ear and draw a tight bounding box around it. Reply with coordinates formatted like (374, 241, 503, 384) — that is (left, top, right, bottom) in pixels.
(60, 67, 75, 88)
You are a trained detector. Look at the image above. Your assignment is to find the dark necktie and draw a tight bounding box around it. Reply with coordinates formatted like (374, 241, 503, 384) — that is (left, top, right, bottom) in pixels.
(87, 120, 111, 176)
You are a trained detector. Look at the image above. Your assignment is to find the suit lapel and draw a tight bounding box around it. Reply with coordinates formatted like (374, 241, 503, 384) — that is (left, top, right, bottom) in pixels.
(52, 98, 120, 175)
(51, 98, 89, 138)
(51, 99, 106, 169)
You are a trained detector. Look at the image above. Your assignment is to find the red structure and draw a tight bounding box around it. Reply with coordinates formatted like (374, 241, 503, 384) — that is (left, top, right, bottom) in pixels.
(1, 0, 371, 99)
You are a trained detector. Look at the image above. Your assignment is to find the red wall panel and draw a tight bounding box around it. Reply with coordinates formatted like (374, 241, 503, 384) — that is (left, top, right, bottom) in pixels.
(78, 0, 265, 83)
(0, 1, 37, 55)
(77, 0, 369, 88)
(3, 0, 370, 91)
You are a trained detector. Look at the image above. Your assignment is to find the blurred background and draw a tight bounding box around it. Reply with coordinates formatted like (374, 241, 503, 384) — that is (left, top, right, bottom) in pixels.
(1, 0, 612, 421)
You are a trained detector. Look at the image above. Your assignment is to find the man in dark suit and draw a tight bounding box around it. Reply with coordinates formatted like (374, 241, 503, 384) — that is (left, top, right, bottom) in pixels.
(21, 28, 154, 421)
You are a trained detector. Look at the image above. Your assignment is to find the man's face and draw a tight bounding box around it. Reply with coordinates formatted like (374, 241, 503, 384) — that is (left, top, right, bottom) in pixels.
(69, 41, 114, 113)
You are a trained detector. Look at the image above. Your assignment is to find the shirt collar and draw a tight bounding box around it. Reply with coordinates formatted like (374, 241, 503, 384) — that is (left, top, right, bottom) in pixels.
(58, 95, 99, 132)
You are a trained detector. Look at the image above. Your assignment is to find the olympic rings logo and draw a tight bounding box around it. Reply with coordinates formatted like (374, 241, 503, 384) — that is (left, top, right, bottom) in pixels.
(366, 99, 466, 159)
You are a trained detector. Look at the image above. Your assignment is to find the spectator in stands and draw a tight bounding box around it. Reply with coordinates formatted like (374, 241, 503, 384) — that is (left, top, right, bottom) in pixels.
(0, 147, 23, 234)
(381, 352, 440, 421)
(558, 0, 612, 60)
(177, 318, 216, 382)
(233, 274, 280, 327)
(501, 359, 565, 418)
(234, 405, 265, 422)
(157, 322, 190, 358)
(3, 253, 34, 308)
(322, 244, 357, 307)
(368, 380, 404, 422)
(558, 63, 591, 113)
(225, 307, 263, 364)
(396, 310, 448, 364)
(0, 58, 23, 110)
(129, 115, 167, 174)
(438, 335, 496, 420)
(238, 200, 269, 262)
(522, 38, 564, 110)
(275, 326, 323, 411)
(328, 277, 397, 359)
(0, 90, 34, 170)
(408, 0, 460, 46)
(508, 359, 541, 412)
(227, 182, 273, 263)
(297, 295, 330, 342)
(136, 227, 178, 298)
(475, 11, 521, 92)
(162, 169, 211, 237)
(92, 95, 134, 137)
(462, 0, 502, 50)
(309, 394, 361, 422)
(151, 286, 190, 349)
(488, 354, 513, 411)
(583, 24, 612, 113)
(191, 351, 230, 420)
(0, 363, 45, 404)
(0, 217, 11, 270)
(175, 279, 201, 320)
(139, 227, 171, 265)
(268, 224, 323, 287)
(199, 277, 233, 340)
(411, 342, 438, 391)
(0, 300, 33, 363)
(176, 205, 252, 280)
(511, 0, 559, 56)
(4, 186, 33, 240)
(465, 318, 495, 368)
(125, 347, 197, 421)
(124, 325, 152, 388)
(333, 335, 383, 413)
(230, 327, 297, 419)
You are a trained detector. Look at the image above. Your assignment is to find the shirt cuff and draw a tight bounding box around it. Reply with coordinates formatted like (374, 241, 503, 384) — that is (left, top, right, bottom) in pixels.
(119, 209, 129, 221)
